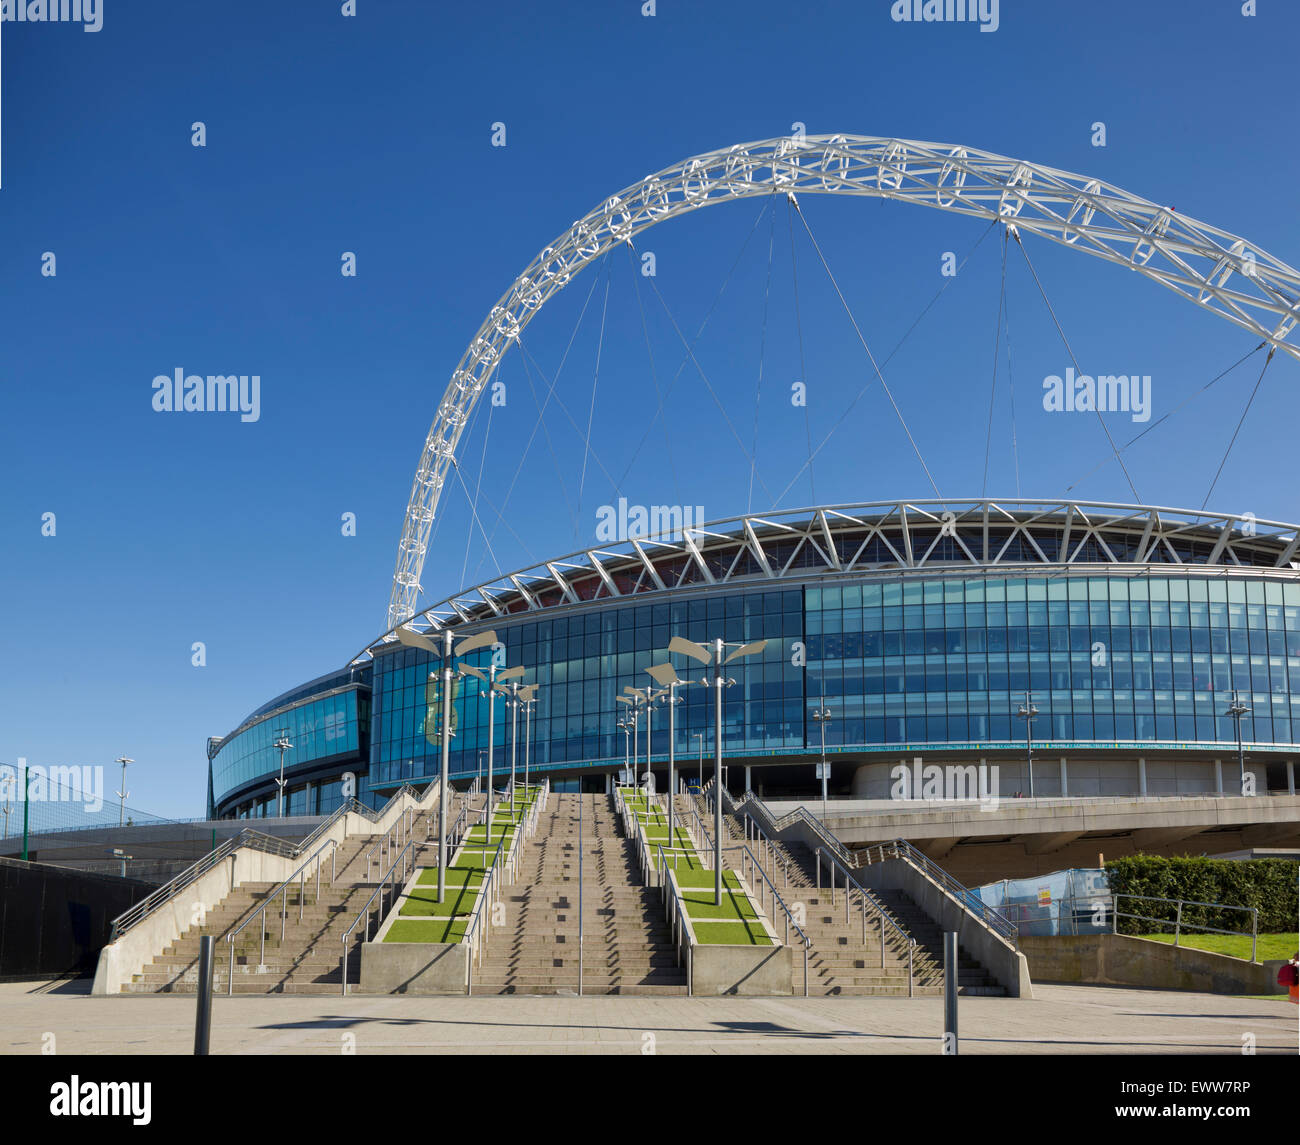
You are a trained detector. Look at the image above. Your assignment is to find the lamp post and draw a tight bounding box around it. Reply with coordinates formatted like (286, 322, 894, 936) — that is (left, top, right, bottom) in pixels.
(617, 719, 633, 784)
(645, 666, 686, 845)
(467, 663, 524, 823)
(493, 677, 533, 822)
(521, 685, 539, 788)
(1016, 692, 1038, 798)
(811, 708, 831, 819)
(396, 624, 498, 902)
(1227, 690, 1251, 794)
(272, 732, 292, 817)
(667, 635, 767, 906)
(114, 756, 134, 827)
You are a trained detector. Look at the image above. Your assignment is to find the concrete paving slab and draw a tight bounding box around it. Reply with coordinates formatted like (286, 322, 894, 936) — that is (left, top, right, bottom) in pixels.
(0, 978, 1294, 1055)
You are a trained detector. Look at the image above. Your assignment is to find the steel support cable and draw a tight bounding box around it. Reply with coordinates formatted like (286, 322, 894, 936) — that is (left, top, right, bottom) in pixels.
(513, 341, 580, 534)
(461, 380, 497, 592)
(1010, 229, 1142, 503)
(624, 241, 682, 509)
(614, 197, 776, 494)
(449, 453, 512, 585)
(772, 217, 998, 508)
(1063, 342, 1267, 494)
(469, 265, 604, 561)
(749, 203, 777, 514)
(788, 196, 944, 502)
(1005, 237, 1022, 500)
(787, 193, 816, 505)
(981, 230, 1009, 497)
(1201, 345, 1277, 509)
(575, 260, 613, 543)
(643, 259, 777, 509)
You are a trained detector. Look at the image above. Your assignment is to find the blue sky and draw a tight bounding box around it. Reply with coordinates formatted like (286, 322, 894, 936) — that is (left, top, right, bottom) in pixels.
(2, 0, 1298, 817)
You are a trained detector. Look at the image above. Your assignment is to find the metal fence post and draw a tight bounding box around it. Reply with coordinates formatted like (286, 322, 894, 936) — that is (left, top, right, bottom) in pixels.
(194, 935, 215, 1055)
(943, 932, 958, 1052)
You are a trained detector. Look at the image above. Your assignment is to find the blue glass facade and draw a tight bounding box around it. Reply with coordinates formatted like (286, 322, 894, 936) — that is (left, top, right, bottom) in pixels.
(209, 686, 369, 815)
(209, 568, 1300, 817)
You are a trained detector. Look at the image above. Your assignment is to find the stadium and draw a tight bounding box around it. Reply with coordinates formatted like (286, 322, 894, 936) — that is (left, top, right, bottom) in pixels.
(208, 498, 1300, 835)
(206, 135, 1300, 881)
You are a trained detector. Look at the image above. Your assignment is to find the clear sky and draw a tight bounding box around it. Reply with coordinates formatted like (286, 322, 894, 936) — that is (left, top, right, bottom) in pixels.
(2, 0, 1298, 817)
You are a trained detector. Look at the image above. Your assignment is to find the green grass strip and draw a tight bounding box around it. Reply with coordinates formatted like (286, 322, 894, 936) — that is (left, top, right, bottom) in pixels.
(1140, 932, 1299, 962)
(399, 883, 481, 918)
(384, 918, 469, 944)
(681, 889, 759, 922)
(672, 869, 745, 890)
(691, 920, 774, 946)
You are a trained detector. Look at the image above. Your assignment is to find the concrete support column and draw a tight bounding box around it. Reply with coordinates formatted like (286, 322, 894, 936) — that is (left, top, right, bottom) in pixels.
(1214, 758, 1224, 796)
(744, 765, 752, 793)
(1287, 761, 1295, 796)
(303, 782, 314, 816)
(1060, 757, 1068, 797)
(1137, 757, 1147, 797)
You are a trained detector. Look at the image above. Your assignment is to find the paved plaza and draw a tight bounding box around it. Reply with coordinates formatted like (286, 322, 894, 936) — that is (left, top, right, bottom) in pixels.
(1, 979, 1294, 1055)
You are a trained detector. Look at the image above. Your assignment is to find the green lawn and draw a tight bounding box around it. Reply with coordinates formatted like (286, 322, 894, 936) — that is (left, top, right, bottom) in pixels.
(691, 920, 774, 946)
(1140, 932, 1298, 962)
(384, 918, 469, 944)
(672, 869, 744, 891)
(399, 882, 481, 917)
(680, 887, 759, 922)
(415, 867, 485, 886)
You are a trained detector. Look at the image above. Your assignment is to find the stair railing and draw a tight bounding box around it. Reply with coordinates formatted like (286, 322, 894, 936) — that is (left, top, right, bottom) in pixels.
(463, 833, 508, 995)
(338, 837, 419, 996)
(110, 780, 434, 942)
(813, 844, 916, 995)
(720, 841, 811, 998)
(224, 837, 340, 995)
(858, 839, 1018, 946)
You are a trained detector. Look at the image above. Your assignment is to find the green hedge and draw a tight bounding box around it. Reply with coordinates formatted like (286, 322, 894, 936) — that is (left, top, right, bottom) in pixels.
(1105, 855, 1298, 935)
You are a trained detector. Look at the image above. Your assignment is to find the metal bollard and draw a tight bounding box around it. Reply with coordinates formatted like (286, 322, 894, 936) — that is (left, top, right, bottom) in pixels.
(943, 932, 958, 1052)
(194, 935, 215, 1055)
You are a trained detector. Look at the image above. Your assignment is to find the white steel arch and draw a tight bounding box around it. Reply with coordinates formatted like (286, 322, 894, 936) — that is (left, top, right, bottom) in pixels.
(390, 133, 1300, 629)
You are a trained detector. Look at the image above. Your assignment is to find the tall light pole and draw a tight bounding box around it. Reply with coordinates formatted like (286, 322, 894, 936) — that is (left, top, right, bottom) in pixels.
(272, 731, 292, 817)
(1227, 689, 1251, 794)
(114, 756, 134, 827)
(692, 732, 704, 790)
(1016, 692, 1038, 798)
(811, 708, 831, 819)
(668, 635, 767, 906)
(466, 662, 524, 822)
(494, 677, 533, 821)
(646, 665, 688, 856)
(520, 684, 539, 788)
(617, 719, 633, 784)
(615, 691, 654, 792)
(397, 624, 498, 902)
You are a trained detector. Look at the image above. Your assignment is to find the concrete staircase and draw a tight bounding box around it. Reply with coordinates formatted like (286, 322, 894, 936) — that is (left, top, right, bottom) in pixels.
(474, 793, 688, 995)
(122, 803, 448, 994)
(705, 798, 1006, 996)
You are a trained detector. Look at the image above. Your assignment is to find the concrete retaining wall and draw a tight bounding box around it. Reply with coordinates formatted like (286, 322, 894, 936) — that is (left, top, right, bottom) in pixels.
(691, 943, 793, 995)
(1021, 933, 1289, 994)
(359, 941, 468, 994)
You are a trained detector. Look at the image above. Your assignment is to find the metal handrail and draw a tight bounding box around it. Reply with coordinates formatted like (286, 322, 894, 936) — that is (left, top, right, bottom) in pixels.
(364, 805, 415, 880)
(110, 780, 432, 941)
(862, 838, 1019, 945)
(661, 866, 698, 993)
(225, 837, 340, 994)
(463, 834, 507, 994)
(812, 844, 917, 994)
(720, 841, 811, 997)
(107, 828, 298, 941)
(339, 837, 419, 995)
(1113, 893, 1260, 962)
